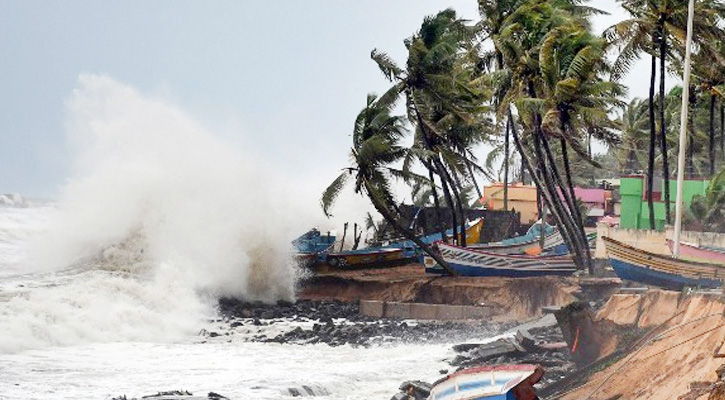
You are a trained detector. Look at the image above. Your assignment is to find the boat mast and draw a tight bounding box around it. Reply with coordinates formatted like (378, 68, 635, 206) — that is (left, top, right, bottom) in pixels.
(672, 0, 695, 258)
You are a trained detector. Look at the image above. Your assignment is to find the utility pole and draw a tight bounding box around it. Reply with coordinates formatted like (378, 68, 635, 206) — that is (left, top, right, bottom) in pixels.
(673, 0, 695, 258)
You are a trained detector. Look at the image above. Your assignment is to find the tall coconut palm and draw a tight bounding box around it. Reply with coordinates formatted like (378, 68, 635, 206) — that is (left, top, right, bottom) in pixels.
(321, 94, 455, 275)
(493, 0, 606, 271)
(371, 9, 488, 247)
(538, 20, 625, 269)
(607, 0, 725, 226)
(691, 43, 725, 176)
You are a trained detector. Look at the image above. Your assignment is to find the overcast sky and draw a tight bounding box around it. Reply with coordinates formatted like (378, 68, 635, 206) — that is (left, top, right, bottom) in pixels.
(0, 0, 651, 198)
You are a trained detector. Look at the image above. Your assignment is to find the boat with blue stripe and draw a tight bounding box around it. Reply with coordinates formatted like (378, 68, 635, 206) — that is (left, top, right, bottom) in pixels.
(427, 364, 544, 400)
(424, 242, 577, 277)
(603, 236, 725, 290)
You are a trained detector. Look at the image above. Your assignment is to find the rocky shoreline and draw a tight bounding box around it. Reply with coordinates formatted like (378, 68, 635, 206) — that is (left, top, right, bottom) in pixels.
(214, 298, 576, 398)
(215, 298, 520, 347)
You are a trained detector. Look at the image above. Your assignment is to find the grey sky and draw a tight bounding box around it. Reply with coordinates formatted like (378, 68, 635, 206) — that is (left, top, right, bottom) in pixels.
(1, 0, 651, 198)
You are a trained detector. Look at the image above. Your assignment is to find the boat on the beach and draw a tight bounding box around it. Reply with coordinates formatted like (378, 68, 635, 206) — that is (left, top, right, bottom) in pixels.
(603, 236, 725, 290)
(427, 364, 544, 400)
(319, 218, 485, 270)
(666, 239, 725, 263)
(424, 242, 577, 277)
(320, 246, 409, 269)
(292, 228, 336, 267)
(413, 218, 485, 246)
(468, 222, 567, 255)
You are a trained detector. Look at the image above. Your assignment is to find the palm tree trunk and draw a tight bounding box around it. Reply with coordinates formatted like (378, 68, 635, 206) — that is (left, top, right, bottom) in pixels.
(539, 130, 590, 271)
(561, 137, 594, 274)
(530, 114, 587, 269)
(659, 30, 671, 225)
(426, 165, 447, 242)
(503, 117, 510, 211)
(509, 109, 584, 269)
(364, 181, 457, 276)
(721, 104, 724, 158)
(647, 53, 657, 230)
(438, 168, 459, 244)
(466, 160, 483, 200)
(710, 92, 716, 176)
(448, 167, 468, 247)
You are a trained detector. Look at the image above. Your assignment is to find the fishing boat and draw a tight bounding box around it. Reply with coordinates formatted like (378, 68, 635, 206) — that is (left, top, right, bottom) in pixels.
(424, 242, 577, 277)
(469, 222, 565, 255)
(427, 364, 544, 400)
(666, 239, 725, 264)
(414, 218, 484, 245)
(292, 229, 336, 268)
(603, 236, 725, 290)
(320, 247, 409, 269)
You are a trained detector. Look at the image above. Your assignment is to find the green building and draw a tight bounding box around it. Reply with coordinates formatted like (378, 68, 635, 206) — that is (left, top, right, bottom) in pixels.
(619, 175, 709, 231)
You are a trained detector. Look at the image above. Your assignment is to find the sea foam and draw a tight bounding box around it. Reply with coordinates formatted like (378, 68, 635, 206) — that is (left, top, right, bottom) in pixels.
(0, 75, 301, 353)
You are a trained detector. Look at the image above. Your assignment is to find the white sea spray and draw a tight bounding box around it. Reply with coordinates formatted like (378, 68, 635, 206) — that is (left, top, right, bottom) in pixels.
(0, 75, 303, 353)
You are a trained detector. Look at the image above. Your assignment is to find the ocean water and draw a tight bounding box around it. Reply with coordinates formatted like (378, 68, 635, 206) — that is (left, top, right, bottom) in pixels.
(0, 202, 457, 400)
(0, 76, 460, 400)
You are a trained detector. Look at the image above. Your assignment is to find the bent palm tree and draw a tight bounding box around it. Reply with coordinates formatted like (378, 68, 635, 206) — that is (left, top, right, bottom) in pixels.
(321, 94, 456, 275)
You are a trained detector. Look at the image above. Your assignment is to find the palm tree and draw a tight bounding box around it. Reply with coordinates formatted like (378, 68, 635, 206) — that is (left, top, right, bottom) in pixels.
(689, 167, 725, 232)
(492, 0, 609, 272)
(606, 1, 661, 229)
(691, 43, 725, 176)
(321, 94, 456, 275)
(617, 98, 650, 173)
(371, 9, 489, 247)
(608, 0, 725, 226)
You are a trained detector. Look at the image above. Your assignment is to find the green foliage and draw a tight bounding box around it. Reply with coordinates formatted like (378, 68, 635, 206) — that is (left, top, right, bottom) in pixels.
(689, 167, 725, 232)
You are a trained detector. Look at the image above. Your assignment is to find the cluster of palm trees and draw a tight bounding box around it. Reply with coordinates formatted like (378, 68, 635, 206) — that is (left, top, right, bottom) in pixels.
(321, 0, 725, 273)
(609, 0, 725, 229)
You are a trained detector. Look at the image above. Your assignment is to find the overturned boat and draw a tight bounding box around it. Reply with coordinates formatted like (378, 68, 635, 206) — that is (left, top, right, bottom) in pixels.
(427, 364, 544, 400)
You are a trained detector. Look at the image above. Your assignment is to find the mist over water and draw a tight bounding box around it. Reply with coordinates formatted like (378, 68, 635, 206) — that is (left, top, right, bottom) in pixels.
(0, 75, 306, 353)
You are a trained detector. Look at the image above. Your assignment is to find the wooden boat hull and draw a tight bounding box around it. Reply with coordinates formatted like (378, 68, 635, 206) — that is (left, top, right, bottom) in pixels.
(429, 364, 543, 400)
(603, 237, 725, 290)
(469, 231, 565, 255)
(322, 247, 409, 269)
(425, 242, 577, 277)
(666, 240, 725, 264)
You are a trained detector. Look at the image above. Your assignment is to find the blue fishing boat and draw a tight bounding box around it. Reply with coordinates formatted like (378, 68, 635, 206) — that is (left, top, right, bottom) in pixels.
(292, 229, 336, 267)
(425, 242, 577, 277)
(427, 364, 544, 400)
(603, 236, 725, 290)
